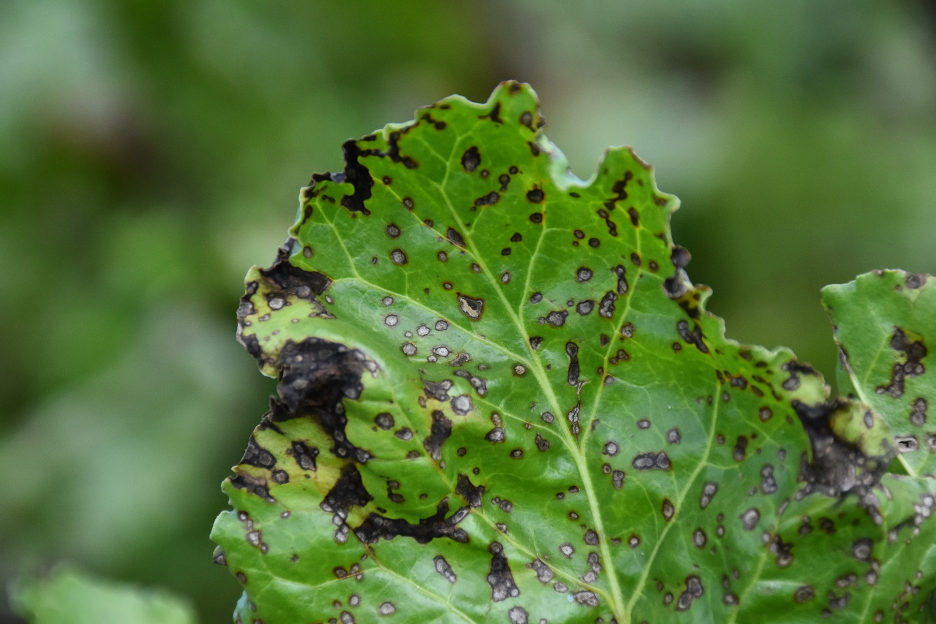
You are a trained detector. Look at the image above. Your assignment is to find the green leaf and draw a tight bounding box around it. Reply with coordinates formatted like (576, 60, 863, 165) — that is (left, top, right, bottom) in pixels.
(823, 271, 936, 477)
(12, 566, 197, 624)
(212, 82, 936, 623)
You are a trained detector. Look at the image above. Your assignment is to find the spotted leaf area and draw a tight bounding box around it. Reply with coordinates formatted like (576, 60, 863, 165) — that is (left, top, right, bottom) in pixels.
(211, 83, 936, 623)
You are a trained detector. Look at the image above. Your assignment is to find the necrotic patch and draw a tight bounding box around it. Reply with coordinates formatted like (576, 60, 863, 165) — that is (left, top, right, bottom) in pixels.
(486, 542, 520, 602)
(700, 482, 718, 508)
(390, 249, 407, 265)
(451, 394, 473, 415)
(599, 292, 617, 318)
(546, 310, 568, 327)
(566, 342, 580, 385)
(508, 606, 529, 624)
(461, 146, 480, 172)
(740, 508, 760, 530)
(530, 559, 554, 583)
(434, 555, 458, 583)
(457, 293, 484, 320)
(423, 410, 453, 460)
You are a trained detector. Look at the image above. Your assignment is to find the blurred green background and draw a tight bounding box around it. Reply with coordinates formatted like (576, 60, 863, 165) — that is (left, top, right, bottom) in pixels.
(2, 1, 935, 621)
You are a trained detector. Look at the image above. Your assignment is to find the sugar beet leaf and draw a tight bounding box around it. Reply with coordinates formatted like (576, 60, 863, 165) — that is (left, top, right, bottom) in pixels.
(211, 82, 936, 623)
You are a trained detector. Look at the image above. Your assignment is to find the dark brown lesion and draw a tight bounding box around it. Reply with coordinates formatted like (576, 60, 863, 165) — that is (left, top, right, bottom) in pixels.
(876, 327, 927, 398)
(272, 338, 372, 464)
(354, 497, 470, 545)
(791, 399, 895, 522)
(486, 541, 520, 601)
(422, 410, 453, 460)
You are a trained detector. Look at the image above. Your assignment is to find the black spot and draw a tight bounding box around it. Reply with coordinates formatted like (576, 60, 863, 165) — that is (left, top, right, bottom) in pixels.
(760, 465, 777, 494)
(457, 293, 484, 320)
(434, 555, 458, 583)
(739, 507, 760, 530)
(423, 410, 453, 461)
(455, 474, 485, 508)
(530, 559, 554, 583)
(481, 102, 504, 124)
(501, 248, 511, 256)
(632, 451, 671, 471)
(627, 207, 639, 227)
(529, 212, 543, 223)
(910, 398, 928, 426)
(588, 238, 600, 248)
(247, 257, 331, 323)
(576, 267, 593, 282)
(384, 131, 419, 169)
(241, 437, 275, 469)
(272, 339, 370, 463)
(291, 440, 319, 471)
(510, 232, 523, 243)
(597, 209, 618, 236)
(475, 191, 501, 207)
(792, 398, 893, 504)
(424, 379, 453, 402)
(321, 465, 373, 518)
(576, 300, 594, 315)
(676, 320, 709, 354)
(446, 227, 466, 248)
(355, 497, 469, 544)
(599, 291, 617, 318)
(487, 542, 520, 602)
(535, 433, 550, 451)
(390, 249, 407, 265)
(733, 436, 748, 461)
(546, 310, 568, 327)
(229, 473, 276, 504)
(876, 328, 927, 398)
(566, 342, 580, 386)
(499, 174, 511, 191)
(612, 265, 629, 294)
(338, 140, 375, 216)
(794, 585, 815, 603)
(485, 427, 505, 443)
(671, 245, 691, 269)
(374, 413, 395, 430)
(526, 188, 545, 203)
(386, 224, 401, 238)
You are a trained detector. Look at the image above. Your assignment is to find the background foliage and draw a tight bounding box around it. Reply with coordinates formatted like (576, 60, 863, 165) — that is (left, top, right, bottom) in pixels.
(2, 1, 936, 622)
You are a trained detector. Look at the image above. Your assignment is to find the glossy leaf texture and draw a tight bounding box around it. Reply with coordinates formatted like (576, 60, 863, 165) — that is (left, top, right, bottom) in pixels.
(211, 82, 936, 623)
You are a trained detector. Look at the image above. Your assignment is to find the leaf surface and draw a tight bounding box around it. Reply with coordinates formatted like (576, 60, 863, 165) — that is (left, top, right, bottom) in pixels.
(212, 83, 936, 623)
(823, 270, 936, 477)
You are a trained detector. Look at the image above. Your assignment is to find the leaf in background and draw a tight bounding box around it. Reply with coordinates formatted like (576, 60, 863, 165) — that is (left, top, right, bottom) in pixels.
(823, 271, 936, 477)
(12, 566, 197, 624)
(211, 82, 936, 623)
